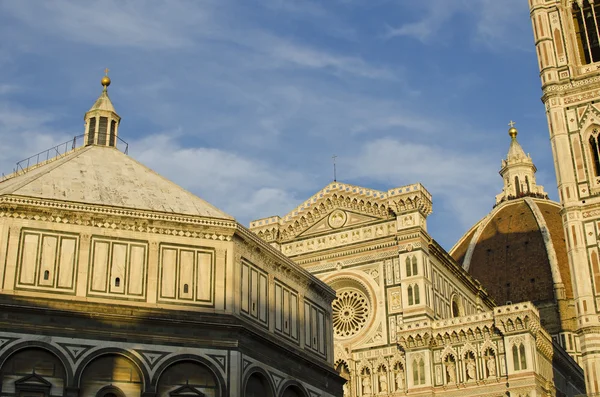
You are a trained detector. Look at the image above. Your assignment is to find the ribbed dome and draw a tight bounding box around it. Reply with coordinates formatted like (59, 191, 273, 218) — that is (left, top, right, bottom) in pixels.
(450, 197, 575, 334)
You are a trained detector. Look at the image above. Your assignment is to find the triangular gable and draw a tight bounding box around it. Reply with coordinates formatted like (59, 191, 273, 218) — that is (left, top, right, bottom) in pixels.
(269, 182, 393, 241)
(15, 373, 52, 393)
(169, 384, 205, 397)
(298, 210, 382, 237)
(578, 104, 600, 130)
(251, 182, 430, 243)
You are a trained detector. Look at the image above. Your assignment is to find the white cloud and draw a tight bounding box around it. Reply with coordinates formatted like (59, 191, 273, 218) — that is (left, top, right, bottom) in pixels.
(0, 103, 72, 178)
(129, 133, 313, 223)
(0, 0, 208, 49)
(384, 0, 530, 51)
(347, 138, 498, 230)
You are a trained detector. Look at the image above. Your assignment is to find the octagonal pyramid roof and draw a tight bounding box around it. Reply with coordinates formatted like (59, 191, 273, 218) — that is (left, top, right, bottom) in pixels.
(0, 145, 233, 220)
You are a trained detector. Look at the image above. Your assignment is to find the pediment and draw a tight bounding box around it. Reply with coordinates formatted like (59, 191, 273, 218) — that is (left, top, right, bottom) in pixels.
(169, 384, 205, 397)
(578, 103, 600, 130)
(15, 373, 52, 389)
(298, 210, 382, 237)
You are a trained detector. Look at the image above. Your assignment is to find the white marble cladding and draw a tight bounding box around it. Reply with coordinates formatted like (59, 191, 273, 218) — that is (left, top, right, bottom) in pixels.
(282, 222, 395, 256)
(0, 212, 335, 364)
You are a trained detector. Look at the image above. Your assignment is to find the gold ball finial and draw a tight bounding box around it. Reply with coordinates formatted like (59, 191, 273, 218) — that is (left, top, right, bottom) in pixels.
(508, 120, 518, 139)
(101, 68, 111, 88)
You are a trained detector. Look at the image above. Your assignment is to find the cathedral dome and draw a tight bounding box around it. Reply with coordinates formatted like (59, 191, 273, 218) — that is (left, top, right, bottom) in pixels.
(450, 125, 575, 334)
(451, 198, 571, 301)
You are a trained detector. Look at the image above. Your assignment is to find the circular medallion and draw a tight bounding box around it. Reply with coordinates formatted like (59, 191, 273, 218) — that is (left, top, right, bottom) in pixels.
(329, 210, 347, 229)
(332, 288, 371, 338)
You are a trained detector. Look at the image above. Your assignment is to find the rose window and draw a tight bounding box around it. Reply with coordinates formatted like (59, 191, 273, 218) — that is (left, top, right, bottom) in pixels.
(332, 289, 371, 338)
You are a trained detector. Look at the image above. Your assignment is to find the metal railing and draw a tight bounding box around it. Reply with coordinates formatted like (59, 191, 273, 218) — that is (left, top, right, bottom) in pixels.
(1, 133, 129, 182)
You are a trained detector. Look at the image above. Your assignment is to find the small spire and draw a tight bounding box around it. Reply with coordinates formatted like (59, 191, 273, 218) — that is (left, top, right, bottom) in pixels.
(495, 123, 548, 205)
(101, 68, 111, 91)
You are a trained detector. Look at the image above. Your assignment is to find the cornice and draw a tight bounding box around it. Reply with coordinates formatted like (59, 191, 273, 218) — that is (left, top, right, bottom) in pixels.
(0, 197, 236, 242)
(0, 195, 237, 229)
(292, 238, 397, 266)
(282, 222, 396, 259)
(234, 224, 337, 303)
(543, 75, 600, 102)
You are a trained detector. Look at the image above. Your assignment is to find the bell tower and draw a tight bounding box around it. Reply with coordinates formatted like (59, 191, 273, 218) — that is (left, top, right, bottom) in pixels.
(530, 0, 600, 392)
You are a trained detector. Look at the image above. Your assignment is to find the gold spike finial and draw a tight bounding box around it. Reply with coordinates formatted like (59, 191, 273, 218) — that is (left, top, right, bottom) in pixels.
(101, 68, 111, 89)
(508, 120, 518, 139)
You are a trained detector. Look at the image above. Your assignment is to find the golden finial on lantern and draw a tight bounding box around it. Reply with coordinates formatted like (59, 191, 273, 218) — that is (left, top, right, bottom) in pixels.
(101, 68, 111, 89)
(508, 120, 518, 139)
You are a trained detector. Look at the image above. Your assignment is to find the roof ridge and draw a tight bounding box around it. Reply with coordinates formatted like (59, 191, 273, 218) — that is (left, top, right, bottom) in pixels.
(0, 146, 93, 195)
(117, 148, 232, 219)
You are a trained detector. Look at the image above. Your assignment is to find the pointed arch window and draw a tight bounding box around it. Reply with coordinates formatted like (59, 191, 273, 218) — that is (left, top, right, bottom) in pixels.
(573, 0, 600, 64)
(512, 342, 527, 370)
(412, 358, 425, 385)
(406, 256, 418, 277)
(515, 176, 521, 197)
(589, 130, 600, 176)
(414, 284, 420, 305)
(592, 251, 600, 294)
(407, 284, 419, 306)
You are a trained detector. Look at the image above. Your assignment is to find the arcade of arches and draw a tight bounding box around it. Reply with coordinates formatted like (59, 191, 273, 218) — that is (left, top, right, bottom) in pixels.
(0, 347, 315, 397)
(0, 348, 227, 397)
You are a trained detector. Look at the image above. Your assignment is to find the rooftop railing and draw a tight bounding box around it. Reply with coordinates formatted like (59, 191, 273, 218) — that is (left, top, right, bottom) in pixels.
(1, 133, 129, 182)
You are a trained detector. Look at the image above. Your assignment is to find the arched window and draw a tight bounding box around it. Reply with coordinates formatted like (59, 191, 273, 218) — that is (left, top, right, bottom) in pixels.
(452, 299, 460, 318)
(573, 0, 600, 64)
(411, 256, 418, 275)
(519, 344, 527, 370)
(405, 257, 411, 276)
(512, 343, 527, 371)
(515, 176, 521, 196)
(114, 277, 120, 287)
(183, 284, 189, 294)
(525, 176, 530, 193)
(414, 285, 420, 305)
(590, 133, 600, 176)
(43, 270, 50, 280)
(407, 286, 414, 306)
(412, 358, 425, 385)
(592, 251, 600, 294)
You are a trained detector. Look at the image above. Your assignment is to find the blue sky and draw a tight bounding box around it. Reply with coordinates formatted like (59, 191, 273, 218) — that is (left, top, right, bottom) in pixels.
(0, 0, 553, 250)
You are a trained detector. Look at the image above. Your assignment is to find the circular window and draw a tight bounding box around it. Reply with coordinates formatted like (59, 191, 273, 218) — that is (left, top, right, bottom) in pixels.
(332, 288, 371, 338)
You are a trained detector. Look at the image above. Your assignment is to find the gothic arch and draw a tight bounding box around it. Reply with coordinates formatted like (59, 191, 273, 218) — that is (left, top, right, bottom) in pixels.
(152, 354, 226, 396)
(242, 367, 276, 397)
(74, 348, 149, 389)
(583, 124, 600, 179)
(0, 341, 73, 385)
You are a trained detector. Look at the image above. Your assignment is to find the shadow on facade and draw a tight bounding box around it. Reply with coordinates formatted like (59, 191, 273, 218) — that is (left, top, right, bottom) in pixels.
(0, 294, 325, 397)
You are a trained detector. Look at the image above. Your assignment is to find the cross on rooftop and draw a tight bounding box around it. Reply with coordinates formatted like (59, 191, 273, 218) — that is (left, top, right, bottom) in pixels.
(508, 120, 516, 128)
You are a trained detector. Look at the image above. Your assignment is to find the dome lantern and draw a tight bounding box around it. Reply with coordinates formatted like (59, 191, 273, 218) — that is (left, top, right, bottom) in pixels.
(84, 69, 120, 148)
